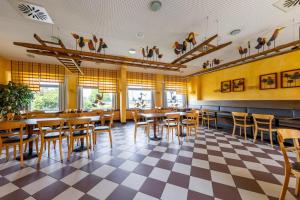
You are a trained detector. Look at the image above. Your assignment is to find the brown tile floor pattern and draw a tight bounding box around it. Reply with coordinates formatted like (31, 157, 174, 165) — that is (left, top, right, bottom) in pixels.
(0, 123, 298, 200)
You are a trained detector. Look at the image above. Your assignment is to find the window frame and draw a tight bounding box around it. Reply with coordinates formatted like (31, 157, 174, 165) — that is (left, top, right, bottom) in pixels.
(164, 90, 187, 108)
(127, 88, 154, 109)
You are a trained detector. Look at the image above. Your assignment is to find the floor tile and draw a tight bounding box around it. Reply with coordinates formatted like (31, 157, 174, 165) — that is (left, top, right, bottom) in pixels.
(52, 187, 84, 200)
(189, 176, 213, 197)
(87, 179, 118, 199)
(211, 170, 236, 187)
(22, 176, 57, 195)
(60, 170, 89, 186)
(172, 163, 191, 175)
(161, 183, 188, 200)
(92, 164, 116, 178)
(149, 167, 170, 182)
(121, 173, 147, 190)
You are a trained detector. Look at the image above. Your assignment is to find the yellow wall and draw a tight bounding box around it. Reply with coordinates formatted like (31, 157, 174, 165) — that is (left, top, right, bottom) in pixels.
(0, 57, 11, 84)
(192, 50, 300, 101)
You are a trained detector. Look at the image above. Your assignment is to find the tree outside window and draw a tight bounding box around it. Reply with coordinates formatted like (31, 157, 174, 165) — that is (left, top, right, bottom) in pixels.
(165, 91, 185, 108)
(31, 83, 59, 111)
(82, 88, 114, 110)
(128, 89, 152, 109)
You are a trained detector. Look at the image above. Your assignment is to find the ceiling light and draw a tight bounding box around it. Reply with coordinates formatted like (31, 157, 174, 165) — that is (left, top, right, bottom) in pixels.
(150, 1, 162, 12)
(17, 2, 53, 24)
(229, 29, 241, 36)
(128, 49, 136, 54)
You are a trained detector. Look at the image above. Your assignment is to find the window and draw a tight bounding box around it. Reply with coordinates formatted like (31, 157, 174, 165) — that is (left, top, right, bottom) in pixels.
(128, 89, 152, 109)
(82, 87, 114, 110)
(31, 82, 60, 111)
(165, 90, 186, 108)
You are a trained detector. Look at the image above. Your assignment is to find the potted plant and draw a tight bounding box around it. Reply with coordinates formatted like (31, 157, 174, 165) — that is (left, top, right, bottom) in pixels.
(0, 81, 34, 119)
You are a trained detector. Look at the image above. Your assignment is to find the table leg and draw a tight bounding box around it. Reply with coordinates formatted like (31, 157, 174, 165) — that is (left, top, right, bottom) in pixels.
(150, 117, 162, 141)
(16, 125, 38, 161)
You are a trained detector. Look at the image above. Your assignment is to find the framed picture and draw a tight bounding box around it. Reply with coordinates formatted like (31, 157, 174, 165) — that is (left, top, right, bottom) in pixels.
(232, 78, 245, 92)
(260, 73, 277, 90)
(281, 69, 300, 88)
(221, 80, 231, 93)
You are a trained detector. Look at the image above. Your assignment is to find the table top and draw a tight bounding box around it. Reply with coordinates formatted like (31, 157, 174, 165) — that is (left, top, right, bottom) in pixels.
(139, 112, 186, 118)
(18, 115, 111, 125)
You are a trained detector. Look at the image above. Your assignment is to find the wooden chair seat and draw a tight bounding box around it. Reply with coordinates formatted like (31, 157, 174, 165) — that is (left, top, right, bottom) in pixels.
(234, 122, 253, 127)
(2, 134, 38, 144)
(33, 127, 51, 132)
(163, 122, 178, 127)
(73, 130, 92, 136)
(43, 132, 67, 139)
(181, 119, 196, 125)
(94, 126, 110, 131)
(146, 120, 154, 123)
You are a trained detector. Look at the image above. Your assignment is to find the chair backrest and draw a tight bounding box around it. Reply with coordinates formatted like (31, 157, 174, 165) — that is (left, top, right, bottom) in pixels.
(277, 129, 300, 171)
(67, 118, 91, 133)
(28, 113, 57, 119)
(0, 121, 25, 138)
(37, 120, 64, 137)
(232, 112, 248, 125)
(132, 111, 138, 123)
(59, 113, 80, 118)
(166, 113, 180, 125)
(201, 109, 214, 118)
(252, 113, 274, 129)
(6, 113, 15, 121)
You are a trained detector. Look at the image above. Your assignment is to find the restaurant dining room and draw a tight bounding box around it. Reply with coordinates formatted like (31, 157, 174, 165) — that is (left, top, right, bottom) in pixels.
(0, 0, 300, 200)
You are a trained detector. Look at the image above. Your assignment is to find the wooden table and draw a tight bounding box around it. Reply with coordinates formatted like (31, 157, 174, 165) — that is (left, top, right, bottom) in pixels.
(17, 115, 107, 160)
(139, 112, 186, 141)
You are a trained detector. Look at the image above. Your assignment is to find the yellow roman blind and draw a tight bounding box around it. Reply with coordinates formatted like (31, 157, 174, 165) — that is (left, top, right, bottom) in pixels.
(78, 68, 118, 93)
(11, 61, 65, 91)
(164, 75, 187, 94)
(127, 72, 156, 90)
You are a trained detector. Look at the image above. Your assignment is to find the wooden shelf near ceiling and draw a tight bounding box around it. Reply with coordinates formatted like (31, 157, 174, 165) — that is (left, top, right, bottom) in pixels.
(188, 39, 300, 77)
(171, 34, 232, 65)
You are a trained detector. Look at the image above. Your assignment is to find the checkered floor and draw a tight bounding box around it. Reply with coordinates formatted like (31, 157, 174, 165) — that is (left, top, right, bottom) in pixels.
(0, 122, 298, 200)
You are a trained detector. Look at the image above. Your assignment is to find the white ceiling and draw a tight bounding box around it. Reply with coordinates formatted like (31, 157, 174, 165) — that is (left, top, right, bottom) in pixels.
(0, 0, 300, 75)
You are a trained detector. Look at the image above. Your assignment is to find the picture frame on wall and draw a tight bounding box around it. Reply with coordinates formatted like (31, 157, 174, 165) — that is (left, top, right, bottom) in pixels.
(232, 78, 245, 92)
(281, 69, 300, 88)
(259, 73, 277, 90)
(221, 80, 231, 93)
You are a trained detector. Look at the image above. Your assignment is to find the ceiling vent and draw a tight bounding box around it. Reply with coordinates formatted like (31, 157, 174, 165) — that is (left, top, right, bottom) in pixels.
(273, 0, 300, 12)
(17, 2, 53, 24)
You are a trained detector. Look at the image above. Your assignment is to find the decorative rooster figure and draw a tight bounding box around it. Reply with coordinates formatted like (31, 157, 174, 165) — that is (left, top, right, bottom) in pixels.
(169, 91, 179, 108)
(78, 36, 85, 51)
(71, 33, 80, 50)
(134, 92, 147, 109)
(267, 27, 285, 49)
(88, 40, 95, 52)
(153, 46, 163, 60)
(92, 93, 105, 107)
(173, 41, 187, 56)
(97, 38, 108, 54)
(141, 46, 163, 61)
(238, 46, 248, 58)
(255, 37, 266, 52)
(212, 58, 221, 65)
(202, 60, 210, 69)
(185, 32, 198, 49)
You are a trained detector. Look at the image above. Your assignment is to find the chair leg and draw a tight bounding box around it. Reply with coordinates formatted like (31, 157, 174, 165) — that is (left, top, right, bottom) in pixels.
(67, 138, 72, 161)
(35, 139, 39, 155)
(59, 139, 63, 162)
(161, 126, 164, 139)
(13, 145, 16, 159)
(86, 136, 90, 159)
(5, 145, 9, 161)
(232, 125, 236, 137)
(19, 144, 23, 167)
(253, 127, 258, 143)
(48, 141, 50, 157)
(167, 128, 170, 143)
(239, 127, 242, 136)
(147, 126, 150, 143)
(24, 143, 27, 152)
(207, 120, 210, 130)
(296, 177, 300, 196)
(177, 126, 181, 145)
(134, 125, 137, 143)
(108, 130, 113, 148)
(244, 126, 247, 141)
(270, 131, 273, 148)
(53, 141, 56, 150)
(215, 119, 217, 129)
(279, 170, 290, 200)
(38, 138, 44, 164)
(261, 131, 263, 142)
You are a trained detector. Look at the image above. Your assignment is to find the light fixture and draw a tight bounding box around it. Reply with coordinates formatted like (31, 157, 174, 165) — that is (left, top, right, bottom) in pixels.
(150, 0, 162, 12)
(229, 29, 241, 36)
(128, 49, 136, 54)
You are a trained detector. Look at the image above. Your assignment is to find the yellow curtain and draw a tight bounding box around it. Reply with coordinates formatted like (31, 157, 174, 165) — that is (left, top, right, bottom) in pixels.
(11, 61, 65, 91)
(127, 72, 156, 90)
(164, 75, 187, 94)
(78, 68, 118, 93)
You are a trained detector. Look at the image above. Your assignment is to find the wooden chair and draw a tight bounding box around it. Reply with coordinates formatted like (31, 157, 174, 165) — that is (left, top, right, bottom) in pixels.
(93, 113, 114, 148)
(132, 111, 150, 143)
(181, 113, 197, 141)
(201, 109, 217, 129)
(191, 109, 200, 127)
(0, 121, 39, 167)
(232, 112, 254, 140)
(277, 129, 300, 199)
(252, 114, 277, 148)
(67, 118, 91, 160)
(37, 120, 69, 163)
(161, 113, 181, 144)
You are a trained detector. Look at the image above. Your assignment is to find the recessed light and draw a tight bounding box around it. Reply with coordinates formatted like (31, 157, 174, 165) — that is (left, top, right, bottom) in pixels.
(128, 49, 136, 54)
(136, 32, 144, 39)
(229, 29, 241, 36)
(150, 0, 162, 12)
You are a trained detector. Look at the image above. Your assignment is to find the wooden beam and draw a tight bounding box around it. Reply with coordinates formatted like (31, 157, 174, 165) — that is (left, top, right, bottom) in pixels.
(180, 41, 232, 64)
(171, 34, 218, 64)
(26, 50, 180, 71)
(187, 40, 300, 77)
(14, 41, 186, 69)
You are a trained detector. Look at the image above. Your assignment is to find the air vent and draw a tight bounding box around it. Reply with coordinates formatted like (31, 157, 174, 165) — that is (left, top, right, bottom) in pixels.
(17, 2, 53, 24)
(273, 0, 300, 12)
